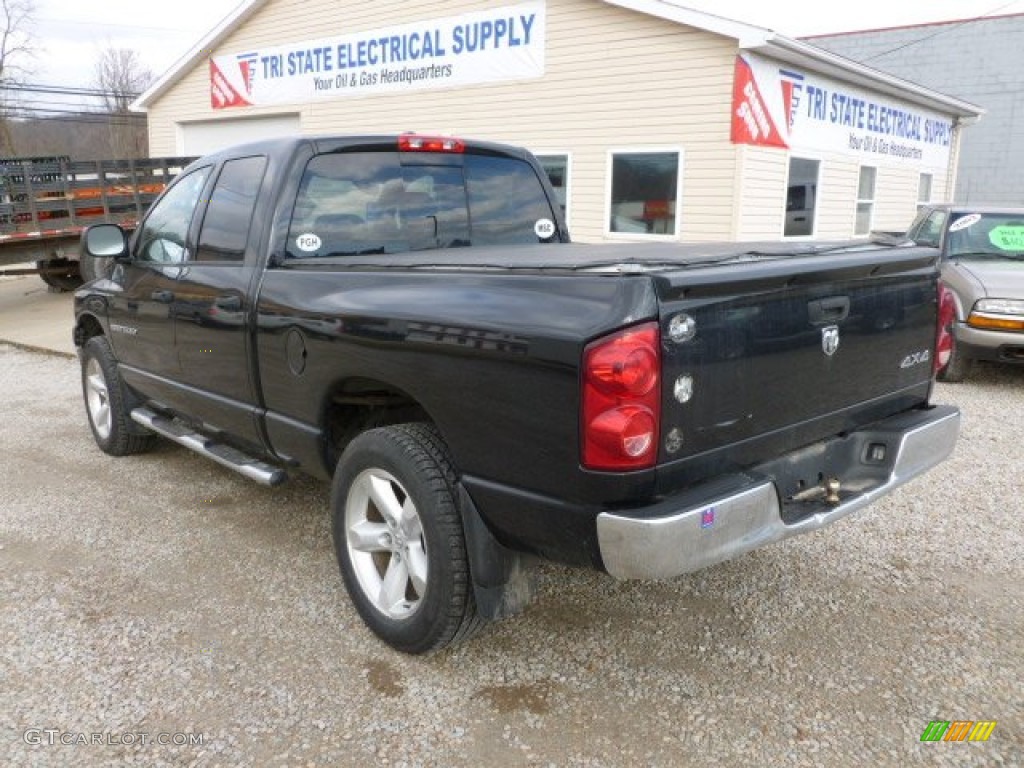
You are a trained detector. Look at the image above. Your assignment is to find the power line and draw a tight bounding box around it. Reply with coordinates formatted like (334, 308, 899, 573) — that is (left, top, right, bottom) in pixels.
(3, 113, 145, 127)
(5, 97, 111, 110)
(1, 83, 142, 99)
(3, 105, 144, 119)
(862, 1, 1024, 62)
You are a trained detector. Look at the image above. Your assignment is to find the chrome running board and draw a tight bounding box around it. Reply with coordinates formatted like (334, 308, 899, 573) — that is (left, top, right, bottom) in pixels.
(131, 407, 287, 487)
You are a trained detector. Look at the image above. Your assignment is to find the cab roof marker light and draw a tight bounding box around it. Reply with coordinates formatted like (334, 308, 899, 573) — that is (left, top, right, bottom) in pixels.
(398, 135, 466, 154)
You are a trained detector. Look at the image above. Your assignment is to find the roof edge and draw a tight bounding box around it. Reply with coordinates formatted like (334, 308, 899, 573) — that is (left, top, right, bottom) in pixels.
(133, 0, 984, 121)
(600, 0, 773, 46)
(750, 36, 984, 118)
(802, 11, 1024, 40)
(602, 1, 982, 117)
(132, 0, 270, 112)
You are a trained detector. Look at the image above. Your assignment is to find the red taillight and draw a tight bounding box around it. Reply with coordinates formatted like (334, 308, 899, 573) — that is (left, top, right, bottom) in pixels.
(398, 135, 465, 153)
(582, 323, 661, 470)
(935, 282, 957, 374)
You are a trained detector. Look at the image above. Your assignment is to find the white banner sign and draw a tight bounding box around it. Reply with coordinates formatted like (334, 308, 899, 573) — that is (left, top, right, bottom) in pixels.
(210, 2, 546, 108)
(731, 52, 955, 170)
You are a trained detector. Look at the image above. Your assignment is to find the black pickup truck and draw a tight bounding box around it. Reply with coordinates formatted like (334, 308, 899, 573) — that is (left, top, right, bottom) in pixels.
(74, 134, 960, 653)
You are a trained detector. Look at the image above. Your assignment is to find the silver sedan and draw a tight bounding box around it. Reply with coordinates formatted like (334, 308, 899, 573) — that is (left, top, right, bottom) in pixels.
(906, 204, 1024, 381)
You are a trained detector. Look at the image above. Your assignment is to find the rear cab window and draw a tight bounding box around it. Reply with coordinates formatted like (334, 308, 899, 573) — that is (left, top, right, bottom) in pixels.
(285, 150, 559, 259)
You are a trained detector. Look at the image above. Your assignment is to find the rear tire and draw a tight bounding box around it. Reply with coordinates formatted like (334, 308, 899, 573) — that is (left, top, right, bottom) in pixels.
(37, 258, 84, 292)
(80, 336, 156, 456)
(330, 423, 485, 654)
(937, 337, 973, 382)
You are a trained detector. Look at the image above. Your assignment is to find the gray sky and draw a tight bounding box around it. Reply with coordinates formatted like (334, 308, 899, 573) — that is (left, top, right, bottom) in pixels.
(28, 0, 1024, 91)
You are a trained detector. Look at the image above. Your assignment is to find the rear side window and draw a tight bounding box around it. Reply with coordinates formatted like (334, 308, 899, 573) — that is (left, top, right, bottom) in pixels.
(196, 155, 267, 262)
(286, 151, 556, 258)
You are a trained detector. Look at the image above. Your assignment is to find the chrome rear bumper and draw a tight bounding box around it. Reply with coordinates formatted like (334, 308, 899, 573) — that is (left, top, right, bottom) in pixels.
(597, 405, 960, 580)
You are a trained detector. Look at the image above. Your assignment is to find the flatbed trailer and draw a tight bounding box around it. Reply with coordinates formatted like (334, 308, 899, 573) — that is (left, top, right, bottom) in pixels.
(0, 155, 195, 290)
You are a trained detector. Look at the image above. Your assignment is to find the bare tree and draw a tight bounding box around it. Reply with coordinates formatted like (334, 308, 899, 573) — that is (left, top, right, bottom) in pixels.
(94, 47, 152, 158)
(0, 0, 37, 154)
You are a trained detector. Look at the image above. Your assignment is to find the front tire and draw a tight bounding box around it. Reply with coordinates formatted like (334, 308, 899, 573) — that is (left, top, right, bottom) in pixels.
(330, 423, 484, 654)
(937, 336, 973, 382)
(80, 336, 155, 456)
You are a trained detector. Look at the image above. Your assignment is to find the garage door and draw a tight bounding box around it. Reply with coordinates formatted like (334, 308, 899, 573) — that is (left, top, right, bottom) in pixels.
(177, 115, 301, 155)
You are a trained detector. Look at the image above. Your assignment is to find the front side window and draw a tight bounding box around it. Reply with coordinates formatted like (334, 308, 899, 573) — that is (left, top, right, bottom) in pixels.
(855, 166, 877, 236)
(196, 155, 267, 262)
(784, 158, 819, 237)
(286, 151, 557, 258)
(135, 166, 211, 263)
(608, 150, 681, 236)
(911, 209, 947, 247)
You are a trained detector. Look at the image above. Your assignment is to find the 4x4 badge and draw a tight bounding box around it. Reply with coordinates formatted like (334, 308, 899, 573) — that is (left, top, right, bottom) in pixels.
(822, 325, 840, 356)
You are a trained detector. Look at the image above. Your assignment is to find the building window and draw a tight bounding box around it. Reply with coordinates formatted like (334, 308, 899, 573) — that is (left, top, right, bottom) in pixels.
(607, 149, 682, 237)
(917, 173, 933, 211)
(535, 154, 570, 223)
(855, 165, 876, 236)
(784, 157, 819, 237)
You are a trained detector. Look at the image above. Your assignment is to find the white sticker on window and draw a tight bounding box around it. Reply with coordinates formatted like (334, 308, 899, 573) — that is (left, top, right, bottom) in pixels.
(949, 214, 981, 232)
(534, 218, 556, 240)
(295, 233, 322, 252)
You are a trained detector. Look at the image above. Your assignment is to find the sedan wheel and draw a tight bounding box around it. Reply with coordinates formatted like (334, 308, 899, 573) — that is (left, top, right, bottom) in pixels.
(937, 336, 973, 382)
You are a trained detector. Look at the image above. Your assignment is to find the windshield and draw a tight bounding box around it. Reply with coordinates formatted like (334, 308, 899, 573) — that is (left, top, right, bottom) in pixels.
(947, 212, 1024, 259)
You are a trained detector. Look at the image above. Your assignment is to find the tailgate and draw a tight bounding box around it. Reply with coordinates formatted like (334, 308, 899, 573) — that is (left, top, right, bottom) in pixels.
(653, 246, 939, 485)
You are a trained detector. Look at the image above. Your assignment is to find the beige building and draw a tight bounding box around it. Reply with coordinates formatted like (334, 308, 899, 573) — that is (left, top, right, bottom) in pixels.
(135, 0, 982, 243)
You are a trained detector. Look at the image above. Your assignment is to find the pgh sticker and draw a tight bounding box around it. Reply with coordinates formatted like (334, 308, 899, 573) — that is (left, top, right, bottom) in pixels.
(295, 233, 322, 252)
(534, 218, 556, 240)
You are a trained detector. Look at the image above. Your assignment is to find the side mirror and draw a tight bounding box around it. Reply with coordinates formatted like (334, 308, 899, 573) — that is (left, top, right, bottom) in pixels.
(82, 224, 129, 261)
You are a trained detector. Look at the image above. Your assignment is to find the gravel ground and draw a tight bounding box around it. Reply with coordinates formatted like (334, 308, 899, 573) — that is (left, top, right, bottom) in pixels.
(0, 343, 1021, 767)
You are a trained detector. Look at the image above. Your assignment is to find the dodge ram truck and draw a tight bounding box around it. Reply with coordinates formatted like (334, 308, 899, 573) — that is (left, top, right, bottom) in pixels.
(74, 134, 961, 653)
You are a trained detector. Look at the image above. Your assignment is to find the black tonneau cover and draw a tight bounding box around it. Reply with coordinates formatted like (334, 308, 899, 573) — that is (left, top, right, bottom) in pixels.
(282, 240, 936, 275)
